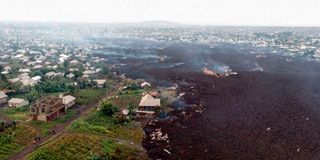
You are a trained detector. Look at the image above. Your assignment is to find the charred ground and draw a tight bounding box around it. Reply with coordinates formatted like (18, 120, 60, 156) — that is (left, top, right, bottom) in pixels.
(96, 43, 320, 159)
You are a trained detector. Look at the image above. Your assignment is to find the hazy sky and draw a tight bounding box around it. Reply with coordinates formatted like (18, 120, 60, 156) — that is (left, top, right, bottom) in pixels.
(0, 0, 319, 26)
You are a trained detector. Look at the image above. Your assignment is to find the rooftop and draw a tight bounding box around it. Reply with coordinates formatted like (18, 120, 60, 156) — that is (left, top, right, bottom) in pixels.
(139, 94, 160, 107)
(8, 98, 27, 104)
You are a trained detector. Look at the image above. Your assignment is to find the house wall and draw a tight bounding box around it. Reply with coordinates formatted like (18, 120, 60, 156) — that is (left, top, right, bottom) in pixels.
(39, 113, 48, 121)
(9, 101, 29, 108)
(66, 100, 75, 109)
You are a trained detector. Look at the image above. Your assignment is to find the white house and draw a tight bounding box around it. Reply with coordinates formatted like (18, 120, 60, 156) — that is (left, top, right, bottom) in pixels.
(8, 98, 29, 108)
(19, 68, 31, 73)
(31, 76, 41, 82)
(93, 79, 106, 88)
(62, 95, 76, 109)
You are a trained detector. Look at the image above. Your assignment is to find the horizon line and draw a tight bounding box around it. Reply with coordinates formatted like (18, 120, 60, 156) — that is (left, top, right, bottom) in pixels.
(0, 19, 320, 28)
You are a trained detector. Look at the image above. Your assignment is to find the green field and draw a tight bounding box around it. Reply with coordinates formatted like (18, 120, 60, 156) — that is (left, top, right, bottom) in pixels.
(26, 133, 147, 160)
(0, 106, 30, 121)
(70, 110, 143, 143)
(75, 89, 106, 105)
(29, 110, 76, 136)
(0, 125, 36, 160)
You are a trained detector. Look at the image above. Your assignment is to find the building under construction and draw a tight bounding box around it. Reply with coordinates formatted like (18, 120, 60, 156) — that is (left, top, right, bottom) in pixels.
(31, 96, 66, 121)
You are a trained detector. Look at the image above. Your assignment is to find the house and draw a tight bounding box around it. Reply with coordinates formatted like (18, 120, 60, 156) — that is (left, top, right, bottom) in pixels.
(8, 78, 19, 84)
(0, 92, 8, 105)
(4, 66, 11, 72)
(62, 95, 76, 109)
(45, 72, 63, 78)
(70, 60, 79, 64)
(33, 65, 43, 69)
(1, 70, 9, 75)
(8, 98, 29, 108)
(141, 82, 151, 88)
(19, 68, 31, 73)
(93, 79, 106, 88)
(136, 94, 161, 117)
(83, 70, 95, 75)
(66, 73, 75, 79)
(31, 76, 41, 82)
(31, 96, 66, 121)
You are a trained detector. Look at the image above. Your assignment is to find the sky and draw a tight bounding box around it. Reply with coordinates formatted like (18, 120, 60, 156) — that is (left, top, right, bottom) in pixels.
(0, 0, 319, 26)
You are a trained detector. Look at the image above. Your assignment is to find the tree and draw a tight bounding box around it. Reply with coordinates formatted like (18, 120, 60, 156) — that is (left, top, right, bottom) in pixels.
(73, 70, 83, 78)
(127, 103, 134, 115)
(26, 89, 41, 102)
(63, 61, 69, 69)
(100, 101, 118, 116)
(0, 74, 7, 88)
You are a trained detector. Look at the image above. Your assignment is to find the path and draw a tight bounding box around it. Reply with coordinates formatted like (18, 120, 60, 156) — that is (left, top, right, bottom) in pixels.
(8, 85, 118, 160)
(8, 99, 100, 160)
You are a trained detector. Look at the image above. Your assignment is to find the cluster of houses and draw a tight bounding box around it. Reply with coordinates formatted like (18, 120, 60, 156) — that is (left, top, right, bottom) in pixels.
(1, 90, 76, 122)
(0, 45, 108, 89)
(0, 91, 29, 108)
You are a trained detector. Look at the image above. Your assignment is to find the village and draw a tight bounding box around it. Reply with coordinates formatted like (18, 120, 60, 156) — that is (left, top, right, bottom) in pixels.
(0, 36, 184, 159)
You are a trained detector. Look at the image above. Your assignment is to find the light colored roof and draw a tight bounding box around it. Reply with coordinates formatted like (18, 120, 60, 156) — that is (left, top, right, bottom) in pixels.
(31, 76, 41, 81)
(45, 72, 62, 77)
(141, 82, 151, 87)
(139, 94, 160, 107)
(62, 95, 76, 104)
(8, 98, 26, 104)
(8, 78, 20, 83)
(83, 70, 95, 75)
(0, 92, 8, 99)
(1, 71, 9, 75)
(93, 79, 106, 85)
(19, 68, 31, 73)
(67, 73, 75, 78)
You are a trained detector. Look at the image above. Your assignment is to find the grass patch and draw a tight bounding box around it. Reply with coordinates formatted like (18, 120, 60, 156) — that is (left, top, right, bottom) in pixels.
(108, 95, 141, 109)
(70, 110, 143, 143)
(75, 89, 106, 105)
(26, 133, 147, 160)
(0, 106, 30, 121)
(29, 110, 76, 136)
(0, 125, 36, 160)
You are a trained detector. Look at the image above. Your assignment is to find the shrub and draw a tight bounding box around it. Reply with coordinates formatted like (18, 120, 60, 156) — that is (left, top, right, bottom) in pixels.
(100, 102, 118, 116)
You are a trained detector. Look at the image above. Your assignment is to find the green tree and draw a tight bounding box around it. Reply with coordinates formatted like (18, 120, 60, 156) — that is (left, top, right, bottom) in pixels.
(0, 74, 7, 88)
(73, 70, 83, 78)
(26, 89, 41, 102)
(63, 61, 69, 69)
(100, 101, 118, 116)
